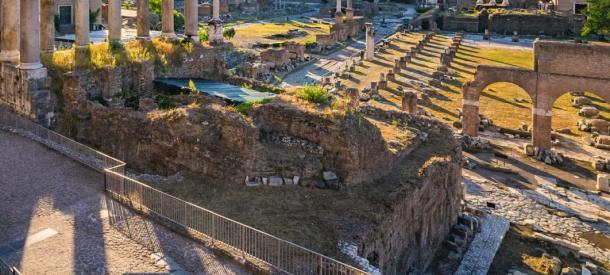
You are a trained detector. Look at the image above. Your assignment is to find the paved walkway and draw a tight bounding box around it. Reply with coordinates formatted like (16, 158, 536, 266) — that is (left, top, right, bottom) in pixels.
(0, 130, 249, 274)
(281, 14, 409, 87)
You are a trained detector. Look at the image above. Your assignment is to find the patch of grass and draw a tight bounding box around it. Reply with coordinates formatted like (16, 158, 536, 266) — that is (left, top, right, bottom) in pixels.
(298, 85, 330, 104)
(235, 98, 272, 115)
(231, 20, 330, 48)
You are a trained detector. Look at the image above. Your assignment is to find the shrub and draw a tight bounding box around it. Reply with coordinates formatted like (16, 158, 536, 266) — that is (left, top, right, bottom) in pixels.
(198, 28, 209, 42)
(415, 6, 433, 14)
(223, 27, 236, 40)
(188, 79, 199, 95)
(235, 98, 272, 114)
(298, 85, 330, 104)
(156, 94, 175, 109)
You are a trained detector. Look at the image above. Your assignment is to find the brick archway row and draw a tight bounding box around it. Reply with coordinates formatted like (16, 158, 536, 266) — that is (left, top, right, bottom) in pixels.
(462, 64, 610, 149)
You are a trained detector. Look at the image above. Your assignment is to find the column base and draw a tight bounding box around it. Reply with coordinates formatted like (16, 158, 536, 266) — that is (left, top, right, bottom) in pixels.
(0, 50, 20, 64)
(161, 32, 178, 39)
(18, 62, 44, 70)
(185, 35, 200, 44)
(345, 9, 354, 21)
(208, 19, 224, 45)
(335, 11, 344, 24)
(137, 35, 152, 41)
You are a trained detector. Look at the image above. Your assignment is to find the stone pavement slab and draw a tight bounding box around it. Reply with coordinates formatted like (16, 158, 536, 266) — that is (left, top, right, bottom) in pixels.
(0, 130, 250, 274)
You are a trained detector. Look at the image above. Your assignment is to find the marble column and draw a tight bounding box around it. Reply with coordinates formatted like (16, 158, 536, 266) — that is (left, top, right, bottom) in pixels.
(0, 0, 20, 63)
(40, 0, 55, 53)
(213, 0, 220, 20)
(19, 0, 42, 69)
(335, 0, 343, 24)
(185, 0, 199, 42)
(208, 0, 223, 44)
(531, 101, 552, 150)
(137, 0, 151, 39)
(345, 0, 354, 21)
(75, 0, 90, 47)
(108, 0, 122, 42)
(162, 0, 176, 38)
(365, 23, 374, 60)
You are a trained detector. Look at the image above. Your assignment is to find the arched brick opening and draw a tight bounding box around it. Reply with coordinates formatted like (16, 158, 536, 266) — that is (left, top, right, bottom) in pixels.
(532, 75, 610, 148)
(461, 65, 537, 137)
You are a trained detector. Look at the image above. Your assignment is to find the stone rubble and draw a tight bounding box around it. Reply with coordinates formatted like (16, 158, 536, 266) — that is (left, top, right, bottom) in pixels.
(524, 144, 565, 165)
(456, 134, 491, 151)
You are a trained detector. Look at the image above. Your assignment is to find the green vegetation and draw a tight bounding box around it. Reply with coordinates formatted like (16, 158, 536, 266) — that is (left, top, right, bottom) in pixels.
(156, 94, 175, 109)
(298, 85, 330, 104)
(415, 6, 434, 14)
(235, 98, 272, 114)
(188, 79, 199, 95)
(89, 9, 100, 31)
(582, 0, 610, 38)
(116, 87, 138, 108)
(42, 38, 191, 73)
(223, 27, 236, 40)
(198, 28, 209, 42)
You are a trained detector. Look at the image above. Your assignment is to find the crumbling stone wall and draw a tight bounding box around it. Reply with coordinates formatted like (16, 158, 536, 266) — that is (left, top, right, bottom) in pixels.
(253, 103, 408, 184)
(159, 47, 226, 79)
(488, 13, 571, 35)
(442, 16, 479, 32)
(0, 64, 52, 126)
(361, 153, 462, 273)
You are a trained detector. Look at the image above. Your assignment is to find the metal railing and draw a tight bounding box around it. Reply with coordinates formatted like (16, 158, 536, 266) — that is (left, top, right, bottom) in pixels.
(0, 258, 21, 275)
(0, 106, 369, 275)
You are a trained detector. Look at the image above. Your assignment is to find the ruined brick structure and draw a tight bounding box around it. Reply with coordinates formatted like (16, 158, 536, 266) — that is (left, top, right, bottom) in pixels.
(462, 40, 610, 149)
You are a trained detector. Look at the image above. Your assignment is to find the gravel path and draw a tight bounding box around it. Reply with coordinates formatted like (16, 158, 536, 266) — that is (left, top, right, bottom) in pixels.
(0, 130, 249, 274)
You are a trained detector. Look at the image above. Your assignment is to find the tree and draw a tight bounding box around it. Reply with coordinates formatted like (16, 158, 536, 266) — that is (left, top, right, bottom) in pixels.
(582, 0, 610, 38)
(222, 27, 236, 40)
(89, 8, 100, 31)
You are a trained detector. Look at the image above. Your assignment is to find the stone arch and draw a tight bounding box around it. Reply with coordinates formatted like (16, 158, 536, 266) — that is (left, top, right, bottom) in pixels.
(461, 65, 537, 136)
(530, 74, 610, 148)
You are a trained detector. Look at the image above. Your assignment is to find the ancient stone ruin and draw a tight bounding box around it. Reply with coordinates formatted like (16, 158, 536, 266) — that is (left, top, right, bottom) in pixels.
(462, 40, 610, 150)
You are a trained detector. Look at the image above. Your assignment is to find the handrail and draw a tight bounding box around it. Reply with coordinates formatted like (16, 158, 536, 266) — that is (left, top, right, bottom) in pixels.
(0, 106, 369, 275)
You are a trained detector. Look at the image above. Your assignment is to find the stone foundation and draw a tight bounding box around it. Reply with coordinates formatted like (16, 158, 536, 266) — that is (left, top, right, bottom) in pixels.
(0, 64, 52, 126)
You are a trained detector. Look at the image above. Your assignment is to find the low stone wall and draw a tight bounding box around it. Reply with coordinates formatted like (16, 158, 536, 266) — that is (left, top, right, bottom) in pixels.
(159, 47, 226, 80)
(442, 15, 479, 32)
(356, 107, 463, 273)
(362, 153, 462, 273)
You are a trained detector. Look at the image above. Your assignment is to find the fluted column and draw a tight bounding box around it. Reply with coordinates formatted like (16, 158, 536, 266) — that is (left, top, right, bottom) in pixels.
(19, 0, 42, 69)
(137, 0, 151, 39)
(161, 0, 176, 38)
(75, 0, 90, 47)
(40, 0, 56, 53)
(185, 0, 199, 42)
(0, 0, 20, 63)
(108, 0, 122, 42)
